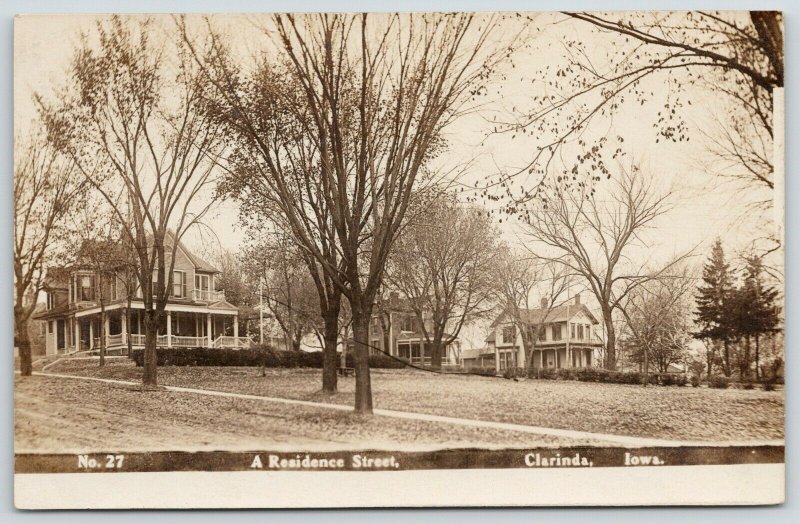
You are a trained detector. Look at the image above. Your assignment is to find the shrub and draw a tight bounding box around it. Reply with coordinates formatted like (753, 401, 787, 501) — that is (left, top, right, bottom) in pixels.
(708, 375, 730, 389)
(742, 382, 755, 390)
(690, 375, 701, 388)
(343, 352, 409, 369)
(763, 381, 776, 392)
(469, 366, 497, 377)
(529, 367, 558, 380)
(660, 374, 687, 387)
(502, 367, 527, 379)
(130, 346, 324, 368)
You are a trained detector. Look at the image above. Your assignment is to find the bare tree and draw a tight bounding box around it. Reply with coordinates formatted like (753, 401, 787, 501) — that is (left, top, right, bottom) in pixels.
(388, 196, 497, 370)
(70, 200, 130, 366)
(493, 249, 571, 371)
(242, 230, 322, 352)
(14, 128, 84, 376)
(190, 13, 510, 413)
(39, 16, 227, 386)
(496, 11, 781, 250)
(523, 165, 689, 370)
(619, 263, 695, 384)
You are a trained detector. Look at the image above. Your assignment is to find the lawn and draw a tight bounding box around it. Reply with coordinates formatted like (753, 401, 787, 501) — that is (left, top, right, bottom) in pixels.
(17, 374, 590, 453)
(41, 358, 784, 443)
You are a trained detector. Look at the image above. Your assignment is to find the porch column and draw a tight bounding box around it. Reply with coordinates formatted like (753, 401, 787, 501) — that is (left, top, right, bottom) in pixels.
(166, 310, 172, 348)
(540, 350, 544, 369)
(104, 315, 110, 347)
(75, 319, 81, 352)
(233, 315, 239, 348)
(89, 320, 94, 349)
(121, 313, 127, 345)
(494, 346, 500, 373)
(207, 313, 212, 348)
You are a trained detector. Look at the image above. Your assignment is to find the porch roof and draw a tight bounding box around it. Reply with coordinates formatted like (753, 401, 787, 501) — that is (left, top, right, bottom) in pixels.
(32, 303, 74, 321)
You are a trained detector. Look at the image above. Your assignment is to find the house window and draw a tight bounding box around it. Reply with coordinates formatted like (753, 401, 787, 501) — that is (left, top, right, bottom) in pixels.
(400, 315, 415, 332)
(570, 323, 576, 339)
(398, 344, 410, 360)
(79, 275, 94, 301)
(502, 325, 516, 344)
(195, 273, 210, 291)
(553, 324, 562, 341)
(499, 351, 515, 370)
(48, 321, 54, 334)
(172, 271, 187, 298)
(46, 292, 54, 310)
(585, 324, 592, 340)
(577, 324, 584, 340)
(110, 278, 117, 301)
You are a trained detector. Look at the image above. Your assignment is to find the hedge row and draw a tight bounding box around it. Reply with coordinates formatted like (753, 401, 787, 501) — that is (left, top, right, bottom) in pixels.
(130, 346, 409, 369)
(497, 366, 689, 386)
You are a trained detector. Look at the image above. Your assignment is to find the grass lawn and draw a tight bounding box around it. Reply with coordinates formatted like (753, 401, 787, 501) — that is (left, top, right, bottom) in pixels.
(16, 374, 587, 453)
(41, 359, 784, 443)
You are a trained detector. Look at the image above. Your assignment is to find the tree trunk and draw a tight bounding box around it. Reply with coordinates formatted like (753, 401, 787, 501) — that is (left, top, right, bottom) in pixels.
(723, 339, 731, 377)
(642, 344, 649, 387)
(142, 308, 159, 386)
(603, 312, 616, 370)
(16, 311, 33, 376)
(99, 304, 106, 367)
(755, 334, 761, 381)
(321, 301, 340, 394)
(351, 311, 373, 414)
(742, 335, 751, 380)
(430, 338, 444, 371)
(126, 297, 133, 357)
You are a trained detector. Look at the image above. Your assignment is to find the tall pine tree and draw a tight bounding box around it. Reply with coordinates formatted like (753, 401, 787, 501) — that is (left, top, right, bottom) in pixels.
(694, 239, 736, 377)
(736, 255, 781, 380)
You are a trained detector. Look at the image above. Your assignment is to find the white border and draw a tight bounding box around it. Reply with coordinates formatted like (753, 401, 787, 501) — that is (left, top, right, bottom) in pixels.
(15, 464, 785, 509)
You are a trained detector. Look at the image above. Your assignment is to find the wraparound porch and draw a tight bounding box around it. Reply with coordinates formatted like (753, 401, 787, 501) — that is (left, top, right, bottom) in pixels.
(67, 304, 250, 353)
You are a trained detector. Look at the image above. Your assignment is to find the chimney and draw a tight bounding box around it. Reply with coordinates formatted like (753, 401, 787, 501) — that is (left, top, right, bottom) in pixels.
(574, 293, 581, 305)
(540, 297, 548, 309)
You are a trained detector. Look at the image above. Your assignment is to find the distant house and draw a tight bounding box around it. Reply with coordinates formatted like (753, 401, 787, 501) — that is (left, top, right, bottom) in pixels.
(33, 232, 248, 355)
(488, 294, 603, 371)
(361, 293, 461, 366)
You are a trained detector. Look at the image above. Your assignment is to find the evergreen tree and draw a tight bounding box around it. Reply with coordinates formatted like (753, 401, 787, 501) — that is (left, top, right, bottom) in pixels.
(694, 239, 736, 376)
(736, 255, 781, 380)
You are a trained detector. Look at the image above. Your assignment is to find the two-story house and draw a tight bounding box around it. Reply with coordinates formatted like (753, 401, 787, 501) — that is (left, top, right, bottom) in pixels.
(364, 293, 461, 367)
(489, 294, 602, 371)
(34, 232, 248, 355)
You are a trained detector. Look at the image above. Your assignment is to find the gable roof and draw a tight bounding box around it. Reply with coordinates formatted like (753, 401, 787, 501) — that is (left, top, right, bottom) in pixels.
(491, 303, 599, 327)
(42, 267, 71, 291)
(164, 231, 220, 274)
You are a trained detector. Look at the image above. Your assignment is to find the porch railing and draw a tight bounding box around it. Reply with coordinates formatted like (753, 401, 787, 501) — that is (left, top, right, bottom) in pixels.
(213, 336, 251, 349)
(171, 336, 209, 347)
(192, 289, 225, 302)
(89, 333, 250, 349)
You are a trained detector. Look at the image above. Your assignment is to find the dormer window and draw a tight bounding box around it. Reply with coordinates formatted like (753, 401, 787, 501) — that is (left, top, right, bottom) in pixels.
(195, 273, 210, 291)
(501, 325, 516, 344)
(400, 315, 415, 332)
(79, 275, 94, 301)
(46, 292, 55, 310)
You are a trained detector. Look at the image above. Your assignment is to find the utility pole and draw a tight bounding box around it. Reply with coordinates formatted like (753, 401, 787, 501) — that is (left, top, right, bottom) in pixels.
(259, 276, 264, 345)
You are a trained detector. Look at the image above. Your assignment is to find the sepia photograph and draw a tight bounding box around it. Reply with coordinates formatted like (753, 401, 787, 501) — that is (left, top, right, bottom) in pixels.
(11, 7, 785, 509)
